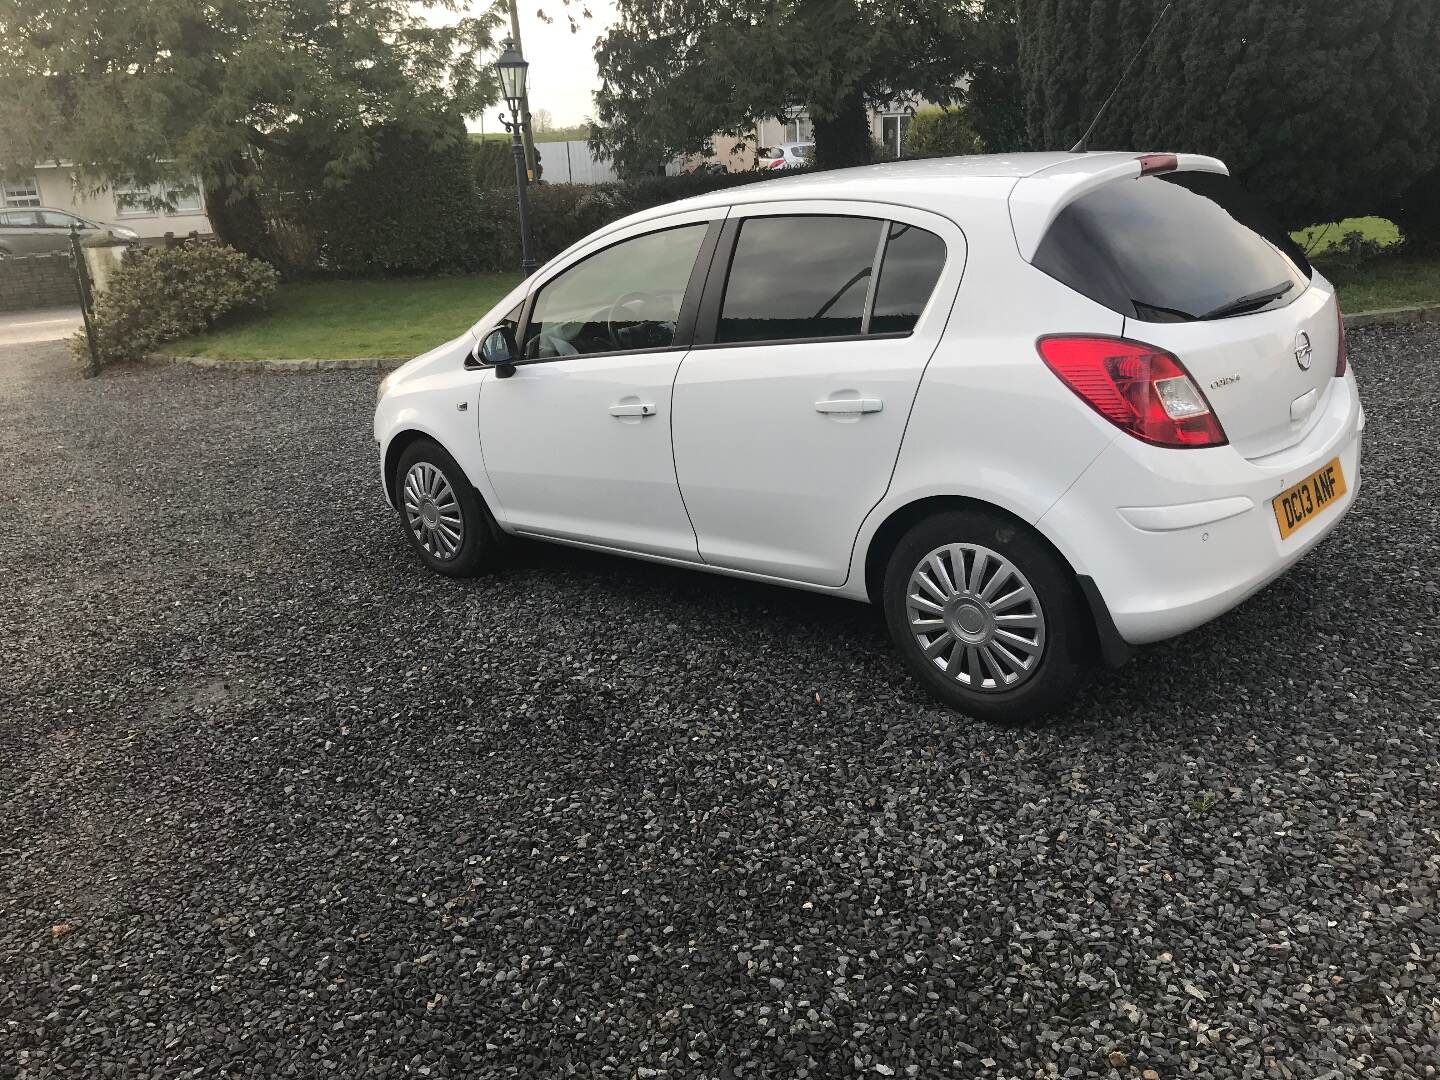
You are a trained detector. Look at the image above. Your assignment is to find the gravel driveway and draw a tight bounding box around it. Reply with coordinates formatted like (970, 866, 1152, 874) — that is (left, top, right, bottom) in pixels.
(2, 331, 1436, 1079)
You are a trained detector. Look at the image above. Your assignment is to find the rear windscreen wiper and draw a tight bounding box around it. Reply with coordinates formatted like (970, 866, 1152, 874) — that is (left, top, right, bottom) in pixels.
(1200, 281, 1295, 321)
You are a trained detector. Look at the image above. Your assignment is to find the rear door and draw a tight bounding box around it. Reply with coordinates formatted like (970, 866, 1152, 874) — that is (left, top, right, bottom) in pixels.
(1030, 169, 1334, 459)
(671, 203, 962, 586)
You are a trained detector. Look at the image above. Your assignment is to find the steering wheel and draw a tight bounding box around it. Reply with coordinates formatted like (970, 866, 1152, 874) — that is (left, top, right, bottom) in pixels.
(605, 291, 658, 349)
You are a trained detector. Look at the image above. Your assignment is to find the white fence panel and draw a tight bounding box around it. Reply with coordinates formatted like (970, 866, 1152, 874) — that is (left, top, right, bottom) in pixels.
(543, 141, 620, 185)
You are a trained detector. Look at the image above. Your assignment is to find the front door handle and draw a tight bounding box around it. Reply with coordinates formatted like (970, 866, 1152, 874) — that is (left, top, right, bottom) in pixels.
(815, 397, 883, 415)
(608, 401, 656, 417)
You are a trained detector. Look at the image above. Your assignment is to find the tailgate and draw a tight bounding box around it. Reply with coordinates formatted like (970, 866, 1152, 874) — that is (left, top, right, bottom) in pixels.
(1131, 279, 1341, 459)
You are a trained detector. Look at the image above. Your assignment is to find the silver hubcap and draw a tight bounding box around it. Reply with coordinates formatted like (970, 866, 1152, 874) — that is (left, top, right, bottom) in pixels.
(905, 543, 1046, 693)
(403, 462, 464, 560)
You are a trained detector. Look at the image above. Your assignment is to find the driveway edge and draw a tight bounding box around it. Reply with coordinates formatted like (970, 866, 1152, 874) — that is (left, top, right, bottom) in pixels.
(147, 353, 410, 373)
(1342, 304, 1440, 330)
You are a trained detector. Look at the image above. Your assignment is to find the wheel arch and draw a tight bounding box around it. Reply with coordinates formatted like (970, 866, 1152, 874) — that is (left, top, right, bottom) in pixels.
(861, 494, 1132, 667)
(382, 426, 490, 511)
(382, 429, 432, 508)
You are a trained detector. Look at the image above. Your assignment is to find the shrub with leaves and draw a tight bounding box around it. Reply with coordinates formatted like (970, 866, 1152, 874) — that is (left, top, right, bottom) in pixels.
(77, 243, 278, 366)
(903, 107, 984, 159)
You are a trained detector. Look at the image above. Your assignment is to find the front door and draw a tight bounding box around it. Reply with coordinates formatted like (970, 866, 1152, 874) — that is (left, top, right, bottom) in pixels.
(477, 216, 717, 560)
(672, 206, 961, 586)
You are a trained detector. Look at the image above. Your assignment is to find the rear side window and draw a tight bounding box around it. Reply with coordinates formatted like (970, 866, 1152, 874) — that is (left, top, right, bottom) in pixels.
(870, 222, 947, 334)
(719, 216, 882, 342)
(716, 215, 947, 343)
(1033, 173, 1311, 323)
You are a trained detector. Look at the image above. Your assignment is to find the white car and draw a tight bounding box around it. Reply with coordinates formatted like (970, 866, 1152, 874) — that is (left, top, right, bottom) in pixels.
(374, 152, 1362, 721)
(757, 142, 814, 170)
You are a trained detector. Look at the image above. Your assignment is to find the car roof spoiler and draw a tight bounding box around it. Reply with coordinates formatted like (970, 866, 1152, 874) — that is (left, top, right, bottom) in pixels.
(1009, 152, 1229, 262)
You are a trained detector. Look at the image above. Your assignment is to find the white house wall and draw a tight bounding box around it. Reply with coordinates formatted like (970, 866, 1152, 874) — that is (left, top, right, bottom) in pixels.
(31, 167, 213, 240)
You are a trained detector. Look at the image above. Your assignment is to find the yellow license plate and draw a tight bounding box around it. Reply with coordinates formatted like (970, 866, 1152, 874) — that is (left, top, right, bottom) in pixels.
(1272, 457, 1347, 539)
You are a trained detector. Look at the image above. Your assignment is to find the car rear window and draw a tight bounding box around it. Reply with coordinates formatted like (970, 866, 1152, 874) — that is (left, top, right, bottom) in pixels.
(870, 222, 947, 334)
(718, 216, 883, 342)
(1032, 172, 1312, 323)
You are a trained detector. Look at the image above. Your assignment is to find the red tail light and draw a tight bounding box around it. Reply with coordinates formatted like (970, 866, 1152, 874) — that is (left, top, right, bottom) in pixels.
(1037, 335, 1228, 449)
(1335, 303, 1348, 377)
(769, 158, 784, 169)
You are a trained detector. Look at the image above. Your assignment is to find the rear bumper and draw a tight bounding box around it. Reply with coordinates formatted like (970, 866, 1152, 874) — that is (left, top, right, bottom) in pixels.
(1040, 374, 1363, 646)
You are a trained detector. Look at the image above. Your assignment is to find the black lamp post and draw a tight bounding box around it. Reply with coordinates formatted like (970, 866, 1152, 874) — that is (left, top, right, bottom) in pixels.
(495, 38, 537, 278)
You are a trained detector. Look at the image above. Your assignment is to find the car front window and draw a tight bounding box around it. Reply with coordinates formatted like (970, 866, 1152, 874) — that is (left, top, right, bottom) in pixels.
(522, 223, 709, 360)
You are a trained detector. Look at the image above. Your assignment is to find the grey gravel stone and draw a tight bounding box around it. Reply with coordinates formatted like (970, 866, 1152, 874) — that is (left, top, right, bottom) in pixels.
(1, 327, 1437, 1079)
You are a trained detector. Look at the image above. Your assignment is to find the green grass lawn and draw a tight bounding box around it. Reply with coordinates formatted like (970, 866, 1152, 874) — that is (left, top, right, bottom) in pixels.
(1317, 255, 1440, 313)
(1294, 215, 1440, 311)
(1293, 215, 1401, 256)
(167, 274, 520, 361)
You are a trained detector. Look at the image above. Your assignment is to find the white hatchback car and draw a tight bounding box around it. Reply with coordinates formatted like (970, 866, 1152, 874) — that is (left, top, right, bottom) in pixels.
(375, 152, 1362, 721)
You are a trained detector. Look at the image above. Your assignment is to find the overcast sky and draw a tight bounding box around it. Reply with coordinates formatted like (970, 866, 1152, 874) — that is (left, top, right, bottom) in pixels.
(468, 0, 619, 133)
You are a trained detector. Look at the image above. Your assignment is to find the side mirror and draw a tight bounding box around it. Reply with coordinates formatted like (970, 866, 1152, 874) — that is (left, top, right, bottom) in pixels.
(468, 325, 520, 377)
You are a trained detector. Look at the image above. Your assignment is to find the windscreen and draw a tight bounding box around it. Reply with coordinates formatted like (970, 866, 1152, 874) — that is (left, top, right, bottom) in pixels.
(1032, 172, 1312, 323)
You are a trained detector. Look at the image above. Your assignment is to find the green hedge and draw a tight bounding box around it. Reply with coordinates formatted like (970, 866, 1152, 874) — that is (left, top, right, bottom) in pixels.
(265, 126, 804, 278)
(298, 128, 482, 277)
(468, 169, 802, 272)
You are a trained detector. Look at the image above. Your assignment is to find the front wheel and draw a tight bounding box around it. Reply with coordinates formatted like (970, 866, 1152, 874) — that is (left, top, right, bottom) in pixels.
(393, 438, 501, 577)
(882, 510, 1087, 723)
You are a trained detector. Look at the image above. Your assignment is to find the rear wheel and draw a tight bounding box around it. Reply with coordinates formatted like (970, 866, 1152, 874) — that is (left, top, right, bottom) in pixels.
(882, 510, 1087, 722)
(393, 438, 500, 577)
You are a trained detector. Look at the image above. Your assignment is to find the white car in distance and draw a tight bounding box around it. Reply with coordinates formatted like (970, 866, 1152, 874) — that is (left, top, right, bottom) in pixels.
(757, 142, 814, 170)
(374, 152, 1362, 721)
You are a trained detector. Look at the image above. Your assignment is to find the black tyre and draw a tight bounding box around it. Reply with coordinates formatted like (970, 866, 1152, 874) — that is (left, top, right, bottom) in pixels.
(881, 509, 1087, 722)
(392, 438, 500, 578)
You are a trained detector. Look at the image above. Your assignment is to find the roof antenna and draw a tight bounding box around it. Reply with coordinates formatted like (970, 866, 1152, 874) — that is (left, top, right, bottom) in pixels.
(1069, 2, 1173, 153)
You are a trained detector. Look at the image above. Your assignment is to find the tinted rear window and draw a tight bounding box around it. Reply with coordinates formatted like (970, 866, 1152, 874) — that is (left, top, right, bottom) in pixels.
(1033, 173, 1311, 323)
(719, 216, 882, 342)
(870, 221, 947, 334)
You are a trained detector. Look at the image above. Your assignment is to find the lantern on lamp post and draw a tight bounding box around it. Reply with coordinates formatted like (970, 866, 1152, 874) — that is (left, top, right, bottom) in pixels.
(495, 38, 537, 278)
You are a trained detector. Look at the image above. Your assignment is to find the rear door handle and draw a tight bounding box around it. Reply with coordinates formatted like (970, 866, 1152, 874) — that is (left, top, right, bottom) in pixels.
(815, 397, 883, 415)
(608, 401, 656, 417)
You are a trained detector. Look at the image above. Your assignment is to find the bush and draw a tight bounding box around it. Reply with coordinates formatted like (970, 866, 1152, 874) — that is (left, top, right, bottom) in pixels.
(1016, 0, 1440, 230)
(1318, 229, 1390, 271)
(77, 243, 278, 366)
(470, 139, 519, 191)
(903, 107, 984, 159)
(1387, 167, 1440, 255)
(298, 127, 482, 277)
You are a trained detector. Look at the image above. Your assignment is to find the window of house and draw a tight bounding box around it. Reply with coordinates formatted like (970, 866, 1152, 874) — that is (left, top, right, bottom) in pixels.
(2, 177, 41, 208)
(783, 114, 813, 143)
(869, 222, 947, 334)
(717, 216, 885, 343)
(880, 114, 913, 160)
(168, 182, 203, 213)
(115, 177, 204, 216)
(114, 179, 163, 217)
(522, 223, 709, 359)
